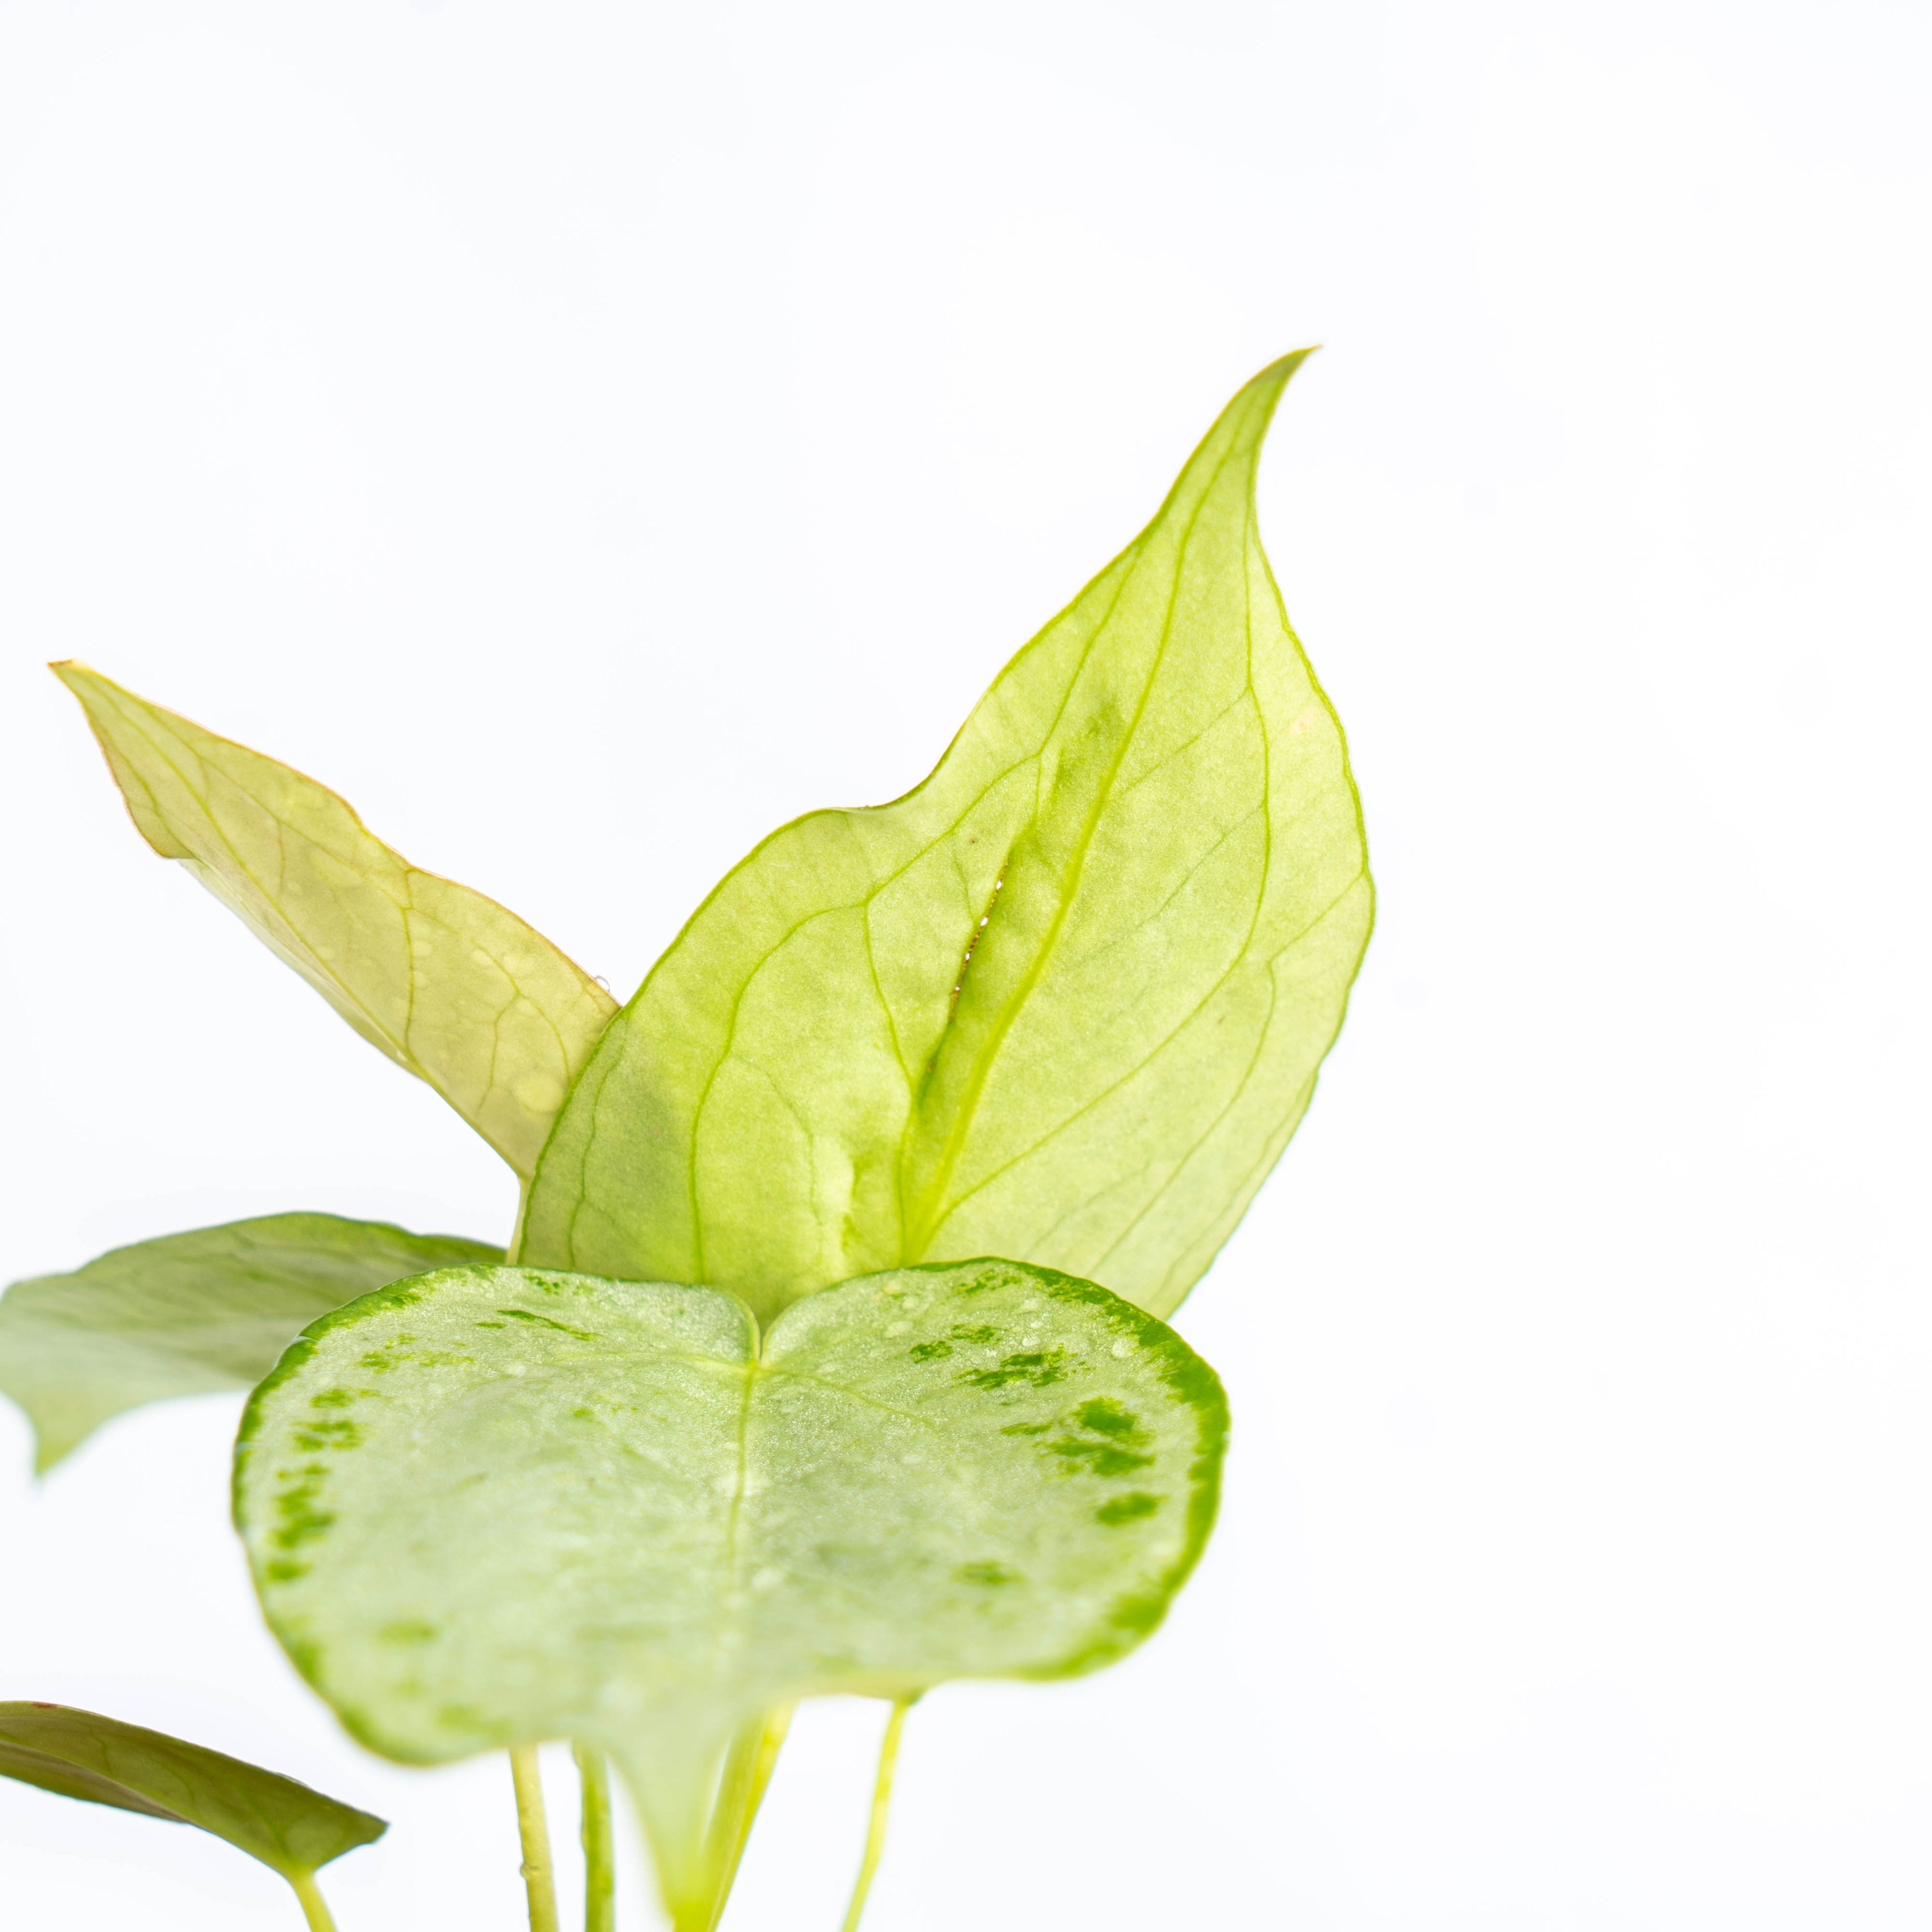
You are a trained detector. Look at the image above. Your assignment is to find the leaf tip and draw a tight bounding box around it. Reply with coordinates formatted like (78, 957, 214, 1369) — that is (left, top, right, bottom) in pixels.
(47, 658, 114, 712)
(1245, 344, 1319, 407)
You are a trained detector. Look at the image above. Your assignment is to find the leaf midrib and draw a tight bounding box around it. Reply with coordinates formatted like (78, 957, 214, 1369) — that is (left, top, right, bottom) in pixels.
(900, 426, 1248, 1260)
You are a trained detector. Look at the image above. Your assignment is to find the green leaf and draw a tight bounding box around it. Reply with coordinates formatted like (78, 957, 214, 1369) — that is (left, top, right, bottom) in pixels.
(0, 1701, 384, 1903)
(0, 1214, 500, 1471)
(520, 354, 1372, 1323)
(233, 1258, 1225, 1927)
(52, 663, 618, 1177)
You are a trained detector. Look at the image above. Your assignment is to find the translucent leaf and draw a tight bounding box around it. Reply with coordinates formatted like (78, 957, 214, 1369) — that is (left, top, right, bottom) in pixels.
(233, 1258, 1225, 1927)
(521, 355, 1371, 1322)
(0, 1214, 499, 1471)
(0, 1700, 384, 1911)
(52, 664, 618, 1177)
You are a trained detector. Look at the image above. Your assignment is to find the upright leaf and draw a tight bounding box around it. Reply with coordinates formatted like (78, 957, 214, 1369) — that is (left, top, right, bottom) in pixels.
(0, 1214, 499, 1471)
(53, 663, 618, 1177)
(233, 1259, 1225, 1928)
(521, 354, 1372, 1321)
(0, 1701, 384, 1916)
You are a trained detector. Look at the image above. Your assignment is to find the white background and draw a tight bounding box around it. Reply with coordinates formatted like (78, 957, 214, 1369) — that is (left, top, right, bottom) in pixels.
(2, 2, 1927, 1926)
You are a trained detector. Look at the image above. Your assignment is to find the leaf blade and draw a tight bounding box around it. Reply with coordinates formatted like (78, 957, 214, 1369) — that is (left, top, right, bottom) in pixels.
(52, 663, 618, 1176)
(521, 355, 1371, 1319)
(233, 1258, 1225, 1919)
(0, 1214, 500, 1470)
(0, 1702, 385, 1881)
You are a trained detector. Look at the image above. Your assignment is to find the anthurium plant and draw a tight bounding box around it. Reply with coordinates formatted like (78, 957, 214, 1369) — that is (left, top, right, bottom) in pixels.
(1, 353, 1370, 1931)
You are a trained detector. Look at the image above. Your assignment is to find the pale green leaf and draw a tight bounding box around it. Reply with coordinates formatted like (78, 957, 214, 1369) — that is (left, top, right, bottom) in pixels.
(233, 1258, 1225, 1926)
(520, 354, 1372, 1322)
(0, 1701, 385, 1893)
(52, 663, 618, 1177)
(0, 1214, 499, 1471)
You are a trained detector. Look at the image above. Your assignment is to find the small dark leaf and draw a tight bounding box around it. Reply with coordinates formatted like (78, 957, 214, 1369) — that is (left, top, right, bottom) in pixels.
(0, 1701, 385, 1881)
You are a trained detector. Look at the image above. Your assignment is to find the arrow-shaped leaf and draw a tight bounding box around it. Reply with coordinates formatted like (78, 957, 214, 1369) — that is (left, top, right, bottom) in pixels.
(0, 1214, 499, 1471)
(0, 1701, 384, 1927)
(521, 355, 1371, 1321)
(53, 663, 618, 1178)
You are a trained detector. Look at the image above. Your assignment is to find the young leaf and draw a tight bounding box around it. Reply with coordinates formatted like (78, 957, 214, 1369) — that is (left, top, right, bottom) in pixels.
(520, 354, 1372, 1322)
(0, 1214, 499, 1471)
(0, 1701, 384, 1914)
(52, 663, 618, 1177)
(233, 1258, 1225, 1927)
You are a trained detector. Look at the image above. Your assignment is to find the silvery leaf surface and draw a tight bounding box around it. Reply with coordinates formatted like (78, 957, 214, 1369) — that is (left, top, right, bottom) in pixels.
(233, 1257, 1225, 1924)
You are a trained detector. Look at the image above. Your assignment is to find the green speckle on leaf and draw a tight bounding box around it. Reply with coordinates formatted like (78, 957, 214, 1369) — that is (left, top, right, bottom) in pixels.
(1095, 1493, 1162, 1526)
(272, 1478, 336, 1551)
(292, 1418, 364, 1453)
(1108, 1591, 1169, 1635)
(955, 1562, 1020, 1587)
(496, 1308, 596, 1340)
(379, 1621, 437, 1646)
(959, 1349, 1069, 1391)
(1045, 1437, 1154, 1478)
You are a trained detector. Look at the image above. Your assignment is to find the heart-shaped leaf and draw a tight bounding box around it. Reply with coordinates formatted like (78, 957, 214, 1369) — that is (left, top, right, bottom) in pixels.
(53, 663, 618, 1177)
(0, 1214, 499, 1471)
(520, 354, 1372, 1323)
(233, 1258, 1225, 1926)
(0, 1701, 384, 1921)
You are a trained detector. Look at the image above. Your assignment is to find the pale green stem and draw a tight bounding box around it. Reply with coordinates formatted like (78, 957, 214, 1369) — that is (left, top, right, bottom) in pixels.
(506, 1180, 531, 1265)
(708, 1704, 792, 1916)
(510, 1744, 560, 1932)
(574, 1742, 615, 1932)
(839, 1699, 913, 1932)
(669, 1705, 795, 1932)
(287, 1870, 338, 1932)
